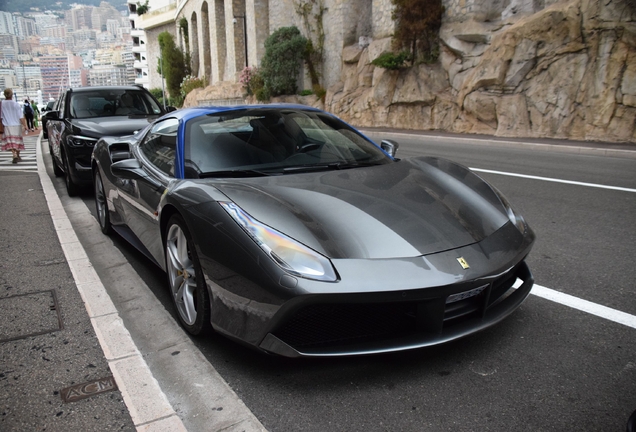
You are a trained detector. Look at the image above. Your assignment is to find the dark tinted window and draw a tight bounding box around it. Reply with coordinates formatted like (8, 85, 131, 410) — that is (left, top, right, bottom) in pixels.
(184, 108, 390, 176)
(70, 89, 162, 119)
(140, 118, 179, 176)
(58, 94, 66, 118)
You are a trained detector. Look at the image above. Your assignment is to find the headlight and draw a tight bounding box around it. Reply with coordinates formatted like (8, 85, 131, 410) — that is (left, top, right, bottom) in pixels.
(219, 201, 338, 282)
(67, 135, 98, 147)
(494, 189, 526, 233)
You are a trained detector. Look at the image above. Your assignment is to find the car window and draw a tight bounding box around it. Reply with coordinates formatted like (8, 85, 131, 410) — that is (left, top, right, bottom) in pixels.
(140, 118, 179, 177)
(69, 89, 163, 119)
(183, 109, 390, 177)
(58, 94, 66, 118)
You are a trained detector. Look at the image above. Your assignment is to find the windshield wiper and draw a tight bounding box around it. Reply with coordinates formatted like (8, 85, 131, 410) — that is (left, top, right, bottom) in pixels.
(282, 161, 382, 173)
(199, 169, 275, 178)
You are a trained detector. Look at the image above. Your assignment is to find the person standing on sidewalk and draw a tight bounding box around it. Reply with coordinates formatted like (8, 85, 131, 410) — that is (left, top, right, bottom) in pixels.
(23, 99, 35, 131)
(31, 100, 40, 129)
(1, 88, 27, 163)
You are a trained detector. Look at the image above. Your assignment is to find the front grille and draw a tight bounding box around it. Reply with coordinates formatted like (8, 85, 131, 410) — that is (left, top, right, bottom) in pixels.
(273, 264, 524, 351)
(273, 302, 418, 349)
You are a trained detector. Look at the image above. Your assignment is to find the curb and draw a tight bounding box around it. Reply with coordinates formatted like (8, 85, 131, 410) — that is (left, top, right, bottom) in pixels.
(35, 135, 188, 432)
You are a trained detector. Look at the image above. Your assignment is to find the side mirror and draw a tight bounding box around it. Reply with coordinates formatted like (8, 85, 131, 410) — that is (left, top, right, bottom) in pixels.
(380, 139, 399, 158)
(111, 158, 146, 180)
(46, 110, 60, 121)
(110, 158, 165, 191)
(166, 106, 177, 113)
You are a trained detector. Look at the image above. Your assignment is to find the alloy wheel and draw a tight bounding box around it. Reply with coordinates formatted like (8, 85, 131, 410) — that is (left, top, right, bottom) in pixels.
(165, 223, 198, 326)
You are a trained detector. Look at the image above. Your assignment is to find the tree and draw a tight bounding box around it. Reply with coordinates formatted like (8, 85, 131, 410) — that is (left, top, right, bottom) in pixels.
(157, 32, 191, 102)
(391, 0, 444, 63)
(260, 27, 308, 96)
(136, 0, 150, 15)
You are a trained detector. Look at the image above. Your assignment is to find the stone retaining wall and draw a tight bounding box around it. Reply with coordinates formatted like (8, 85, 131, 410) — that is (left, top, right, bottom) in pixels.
(184, 0, 636, 143)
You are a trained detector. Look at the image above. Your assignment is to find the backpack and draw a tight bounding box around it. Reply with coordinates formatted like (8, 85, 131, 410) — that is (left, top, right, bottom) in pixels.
(24, 103, 33, 116)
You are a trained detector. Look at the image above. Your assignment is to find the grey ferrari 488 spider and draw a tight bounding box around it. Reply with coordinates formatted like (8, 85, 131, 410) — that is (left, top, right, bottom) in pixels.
(91, 105, 535, 357)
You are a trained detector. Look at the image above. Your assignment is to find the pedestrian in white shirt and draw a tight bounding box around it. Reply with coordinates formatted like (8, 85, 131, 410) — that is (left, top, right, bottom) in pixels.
(1, 88, 27, 164)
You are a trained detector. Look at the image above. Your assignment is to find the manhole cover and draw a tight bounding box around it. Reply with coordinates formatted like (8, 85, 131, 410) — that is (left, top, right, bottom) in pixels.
(61, 376, 118, 403)
(0, 290, 63, 343)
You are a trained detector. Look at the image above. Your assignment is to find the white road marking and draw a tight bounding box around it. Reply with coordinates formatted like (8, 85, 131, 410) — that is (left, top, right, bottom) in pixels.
(517, 280, 636, 329)
(532, 284, 636, 329)
(470, 158, 636, 328)
(470, 168, 636, 193)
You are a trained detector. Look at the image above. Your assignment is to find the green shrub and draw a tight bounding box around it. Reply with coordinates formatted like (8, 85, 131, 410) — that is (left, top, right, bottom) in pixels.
(260, 27, 308, 97)
(136, 0, 149, 15)
(181, 75, 207, 97)
(313, 85, 326, 101)
(391, 0, 444, 63)
(250, 71, 266, 100)
(299, 89, 313, 96)
(149, 88, 163, 100)
(371, 52, 410, 70)
(170, 94, 184, 108)
(239, 66, 266, 98)
(157, 32, 191, 101)
(255, 86, 270, 102)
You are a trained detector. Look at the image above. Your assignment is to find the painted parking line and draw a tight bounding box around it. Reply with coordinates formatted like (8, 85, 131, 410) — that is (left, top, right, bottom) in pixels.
(531, 285, 636, 329)
(470, 168, 636, 193)
(512, 279, 636, 330)
(471, 162, 635, 327)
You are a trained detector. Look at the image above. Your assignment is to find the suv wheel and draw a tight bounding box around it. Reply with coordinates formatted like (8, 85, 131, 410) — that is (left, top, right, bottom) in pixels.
(62, 152, 80, 196)
(52, 149, 63, 177)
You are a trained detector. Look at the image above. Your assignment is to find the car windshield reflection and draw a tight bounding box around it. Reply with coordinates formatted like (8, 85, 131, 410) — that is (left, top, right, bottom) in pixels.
(70, 90, 163, 119)
(184, 109, 391, 178)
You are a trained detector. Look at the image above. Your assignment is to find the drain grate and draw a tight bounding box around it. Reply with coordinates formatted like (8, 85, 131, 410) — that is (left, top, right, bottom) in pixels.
(0, 290, 63, 343)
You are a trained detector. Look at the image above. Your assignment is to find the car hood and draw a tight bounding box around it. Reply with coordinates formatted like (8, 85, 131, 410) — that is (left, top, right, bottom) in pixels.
(71, 116, 158, 137)
(210, 157, 511, 259)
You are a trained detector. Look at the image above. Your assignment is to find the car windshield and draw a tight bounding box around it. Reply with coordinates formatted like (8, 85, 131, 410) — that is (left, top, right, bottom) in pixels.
(70, 89, 162, 119)
(183, 108, 392, 178)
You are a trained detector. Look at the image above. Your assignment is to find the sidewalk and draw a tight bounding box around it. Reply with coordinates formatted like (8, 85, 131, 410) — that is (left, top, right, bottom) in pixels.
(0, 133, 184, 432)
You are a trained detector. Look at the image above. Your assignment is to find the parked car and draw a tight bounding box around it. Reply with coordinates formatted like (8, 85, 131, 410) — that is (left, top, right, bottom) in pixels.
(40, 100, 58, 140)
(45, 85, 174, 195)
(92, 105, 536, 357)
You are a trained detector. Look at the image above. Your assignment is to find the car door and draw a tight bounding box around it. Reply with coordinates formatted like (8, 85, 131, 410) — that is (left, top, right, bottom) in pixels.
(119, 118, 179, 265)
(48, 93, 67, 165)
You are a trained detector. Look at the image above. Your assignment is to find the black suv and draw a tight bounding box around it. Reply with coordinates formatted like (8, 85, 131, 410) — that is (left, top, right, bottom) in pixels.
(45, 86, 174, 195)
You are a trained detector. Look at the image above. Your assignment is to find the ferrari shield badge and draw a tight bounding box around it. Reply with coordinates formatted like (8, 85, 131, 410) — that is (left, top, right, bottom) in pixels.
(457, 257, 470, 269)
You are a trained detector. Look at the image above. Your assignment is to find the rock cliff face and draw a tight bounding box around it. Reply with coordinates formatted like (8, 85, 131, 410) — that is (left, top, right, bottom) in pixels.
(327, 0, 636, 143)
(185, 0, 635, 143)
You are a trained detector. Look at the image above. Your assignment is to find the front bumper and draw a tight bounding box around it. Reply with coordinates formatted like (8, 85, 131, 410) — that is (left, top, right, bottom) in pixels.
(202, 219, 535, 357)
(67, 147, 94, 184)
(259, 261, 533, 357)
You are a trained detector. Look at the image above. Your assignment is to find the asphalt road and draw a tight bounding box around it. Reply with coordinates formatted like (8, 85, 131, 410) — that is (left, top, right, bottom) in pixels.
(59, 133, 635, 431)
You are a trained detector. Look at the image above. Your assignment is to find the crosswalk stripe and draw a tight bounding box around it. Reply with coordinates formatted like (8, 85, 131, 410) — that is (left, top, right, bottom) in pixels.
(0, 138, 38, 172)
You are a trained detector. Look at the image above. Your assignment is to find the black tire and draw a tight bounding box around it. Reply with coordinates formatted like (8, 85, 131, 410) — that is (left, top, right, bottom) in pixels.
(62, 152, 80, 196)
(164, 214, 211, 335)
(94, 170, 112, 235)
(627, 409, 636, 432)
